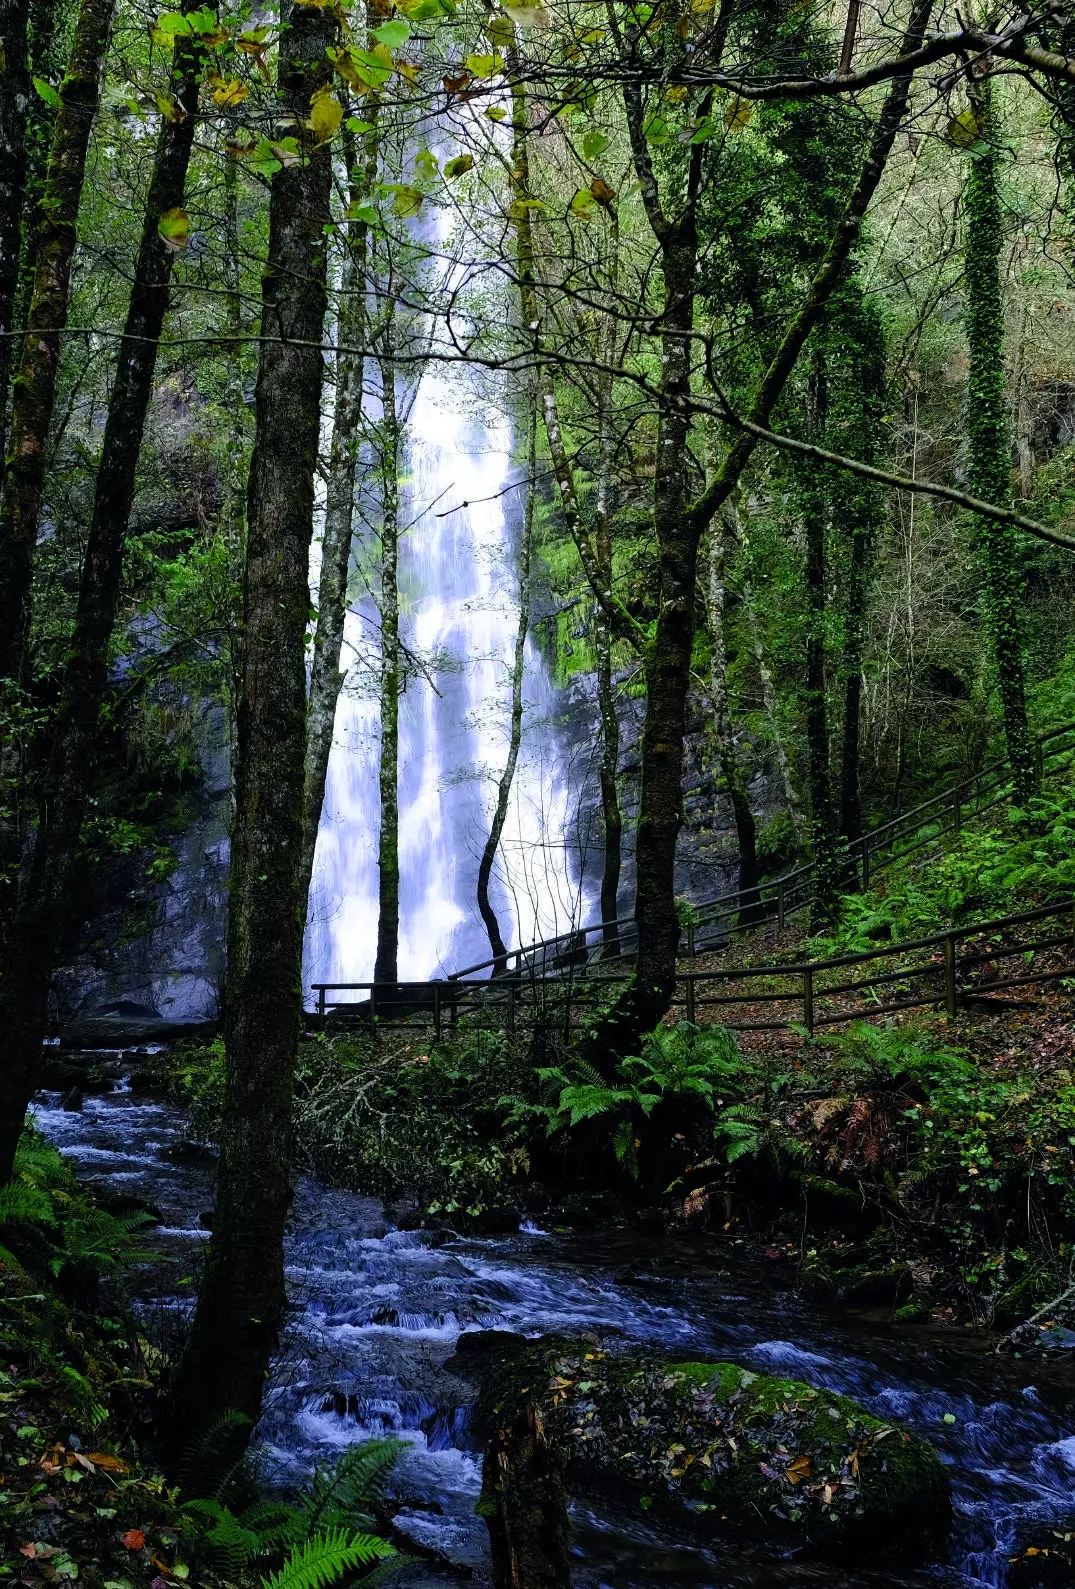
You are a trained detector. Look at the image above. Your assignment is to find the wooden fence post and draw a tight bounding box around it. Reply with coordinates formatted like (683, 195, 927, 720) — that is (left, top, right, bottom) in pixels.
(369, 985, 377, 1032)
(433, 983, 442, 1043)
(687, 920, 696, 957)
(317, 986, 326, 1029)
(943, 934, 958, 1018)
(803, 967, 814, 1035)
(861, 839, 870, 890)
(777, 882, 786, 931)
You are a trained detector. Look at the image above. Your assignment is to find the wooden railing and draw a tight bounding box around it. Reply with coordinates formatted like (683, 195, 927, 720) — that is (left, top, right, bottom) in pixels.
(444, 722, 1075, 982)
(310, 897, 1075, 1039)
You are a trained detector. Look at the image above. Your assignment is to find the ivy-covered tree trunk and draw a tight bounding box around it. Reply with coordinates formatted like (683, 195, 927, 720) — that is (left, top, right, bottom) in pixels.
(167, 0, 338, 1449)
(594, 301, 622, 951)
(299, 97, 381, 911)
(0, 0, 31, 477)
(0, 0, 115, 690)
(707, 525, 762, 924)
(477, 408, 534, 972)
(0, 8, 203, 1186)
(963, 77, 1036, 802)
(832, 281, 886, 845)
(373, 341, 401, 988)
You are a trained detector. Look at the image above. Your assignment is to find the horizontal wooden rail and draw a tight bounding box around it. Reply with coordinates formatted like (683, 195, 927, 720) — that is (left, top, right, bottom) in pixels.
(309, 897, 1075, 1043)
(445, 723, 1075, 983)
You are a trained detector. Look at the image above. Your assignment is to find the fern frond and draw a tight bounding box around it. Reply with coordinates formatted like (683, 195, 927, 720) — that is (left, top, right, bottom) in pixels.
(300, 1439, 402, 1536)
(177, 1409, 253, 1498)
(0, 1183, 56, 1226)
(262, 1528, 394, 1589)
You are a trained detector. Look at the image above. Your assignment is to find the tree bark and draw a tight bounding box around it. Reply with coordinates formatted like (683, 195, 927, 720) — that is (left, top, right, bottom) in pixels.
(627, 0, 933, 1018)
(299, 96, 380, 912)
(0, 0, 115, 691)
(594, 282, 622, 953)
(0, 0, 31, 477)
(963, 77, 1036, 802)
(373, 338, 400, 988)
(0, 5, 203, 1185)
(477, 408, 535, 973)
(706, 525, 762, 925)
(166, 0, 338, 1449)
(479, 1407, 572, 1589)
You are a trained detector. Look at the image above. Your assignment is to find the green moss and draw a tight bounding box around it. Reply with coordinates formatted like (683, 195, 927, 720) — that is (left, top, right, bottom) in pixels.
(480, 1339, 950, 1555)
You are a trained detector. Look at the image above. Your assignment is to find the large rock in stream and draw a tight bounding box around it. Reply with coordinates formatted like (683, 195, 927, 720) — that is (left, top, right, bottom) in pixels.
(461, 1335, 951, 1587)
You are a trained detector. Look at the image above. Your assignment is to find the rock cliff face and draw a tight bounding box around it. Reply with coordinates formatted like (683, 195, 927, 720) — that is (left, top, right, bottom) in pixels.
(54, 697, 231, 1036)
(561, 670, 790, 916)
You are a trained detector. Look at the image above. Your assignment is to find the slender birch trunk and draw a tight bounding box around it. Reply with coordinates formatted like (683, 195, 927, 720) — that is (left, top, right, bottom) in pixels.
(300, 100, 380, 910)
(373, 336, 400, 987)
(477, 407, 535, 972)
(706, 526, 762, 925)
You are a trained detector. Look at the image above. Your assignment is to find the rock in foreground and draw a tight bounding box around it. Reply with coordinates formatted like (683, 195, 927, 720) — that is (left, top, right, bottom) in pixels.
(471, 1337, 951, 1585)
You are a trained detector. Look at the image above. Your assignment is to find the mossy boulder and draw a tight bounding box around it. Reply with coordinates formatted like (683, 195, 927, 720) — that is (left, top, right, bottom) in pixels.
(473, 1336, 950, 1560)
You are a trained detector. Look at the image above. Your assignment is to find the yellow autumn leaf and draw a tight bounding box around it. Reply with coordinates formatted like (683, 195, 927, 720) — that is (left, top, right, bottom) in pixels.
(309, 85, 343, 142)
(207, 73, 246, 107)
(155, 93, 187, 124)
(723, 95, 753, 130)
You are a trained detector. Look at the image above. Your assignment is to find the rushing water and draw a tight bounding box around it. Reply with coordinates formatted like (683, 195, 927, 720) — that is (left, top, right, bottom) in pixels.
(302, 211, 590, 997)
(34, 1077, 1075, 1589)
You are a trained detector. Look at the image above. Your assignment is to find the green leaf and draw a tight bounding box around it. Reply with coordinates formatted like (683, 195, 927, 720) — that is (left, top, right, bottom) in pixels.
(372, 19, 411, 47)
(157, 206, 191, 251)
(485, 106, 507, 121)
(569, 186, 597, 219)
(413, 146, 439, 182)
(642, 112, 670, 145)
(464, 52, 502, 78)
(582, 128, 610, 161)
(444, 153, 474, 179)
(32, 76, 61, 109)
(947, 107, 983, 149)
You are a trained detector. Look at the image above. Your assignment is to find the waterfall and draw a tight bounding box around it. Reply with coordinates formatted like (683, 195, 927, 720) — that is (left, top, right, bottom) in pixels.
(302, 211, 588, 995)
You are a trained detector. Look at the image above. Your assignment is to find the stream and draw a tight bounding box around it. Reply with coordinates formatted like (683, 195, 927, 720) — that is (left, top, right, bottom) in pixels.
(32, 1071, 1075, 1589)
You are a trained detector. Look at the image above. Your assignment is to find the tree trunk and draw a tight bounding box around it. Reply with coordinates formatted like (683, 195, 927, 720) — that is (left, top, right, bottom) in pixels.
(833, 283, 885, 846)
(626, 0, 933, 1019)
(734, 528, 805, 846)
(299, 97, 380, 912)
(594, 290, 622, 953)
(633, 232, 699, 1021)
(477, 407, 535, 973)
(166, 0, 337, 1450)
(964, 77, 1036, 802)
(0, 0, 31, 476)
(373, 340, 400, 988)
(10, 0, 61, 388)
(479, 1407, 572, 1589)
(0, 0, 115, 690)
(707, 525, 762, 926)
(0, 6, 203, 1186)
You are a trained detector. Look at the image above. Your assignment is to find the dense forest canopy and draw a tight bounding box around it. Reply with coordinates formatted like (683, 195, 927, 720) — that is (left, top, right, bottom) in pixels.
(5, 1, 1075, 1585)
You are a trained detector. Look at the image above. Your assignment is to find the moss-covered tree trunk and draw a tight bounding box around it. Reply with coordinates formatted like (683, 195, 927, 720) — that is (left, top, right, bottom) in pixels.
(0, 0, 115, 690)
(477, 407, 534, 972)
(0, 0, 31, 478)
(373, 338, 400, 988)
(166, 0, 338, 1449)
(963, 76, 1036, 802)
(833, 282, 885, 845)
(707, 524, 762, 925)
(0, 8, 204, 1186)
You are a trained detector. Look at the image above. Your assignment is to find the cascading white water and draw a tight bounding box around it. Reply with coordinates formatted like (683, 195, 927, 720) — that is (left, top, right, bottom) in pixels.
(302, 202, 588, 995)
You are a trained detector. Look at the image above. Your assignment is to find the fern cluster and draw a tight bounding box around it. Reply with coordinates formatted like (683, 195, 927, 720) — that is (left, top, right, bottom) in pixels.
(0, 1130, 156, 1279)
(180, 1438, 400, 1588)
